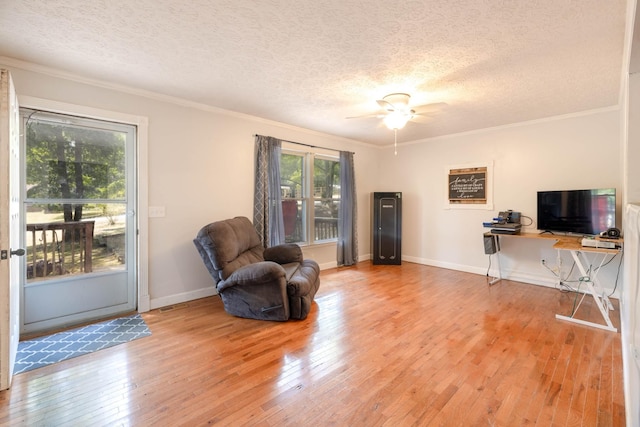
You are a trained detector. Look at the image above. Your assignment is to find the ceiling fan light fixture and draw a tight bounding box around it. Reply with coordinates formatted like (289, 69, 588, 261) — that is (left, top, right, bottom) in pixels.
(383, 110, 411, 130)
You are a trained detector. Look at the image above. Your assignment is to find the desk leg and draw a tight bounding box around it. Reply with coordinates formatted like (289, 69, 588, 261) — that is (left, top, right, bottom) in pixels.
(555, 250, 617, 332)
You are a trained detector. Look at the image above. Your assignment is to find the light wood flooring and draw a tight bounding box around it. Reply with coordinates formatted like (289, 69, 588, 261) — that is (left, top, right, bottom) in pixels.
(0, 262, 625, 426)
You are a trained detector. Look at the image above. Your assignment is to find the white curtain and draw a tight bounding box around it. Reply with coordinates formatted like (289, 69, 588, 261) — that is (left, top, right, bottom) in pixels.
(337, 150, 358, 265)
(253, 135, 284, 247)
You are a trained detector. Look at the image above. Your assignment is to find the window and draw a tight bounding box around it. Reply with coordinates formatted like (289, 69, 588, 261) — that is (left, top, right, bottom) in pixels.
(280, 151, 340, 244)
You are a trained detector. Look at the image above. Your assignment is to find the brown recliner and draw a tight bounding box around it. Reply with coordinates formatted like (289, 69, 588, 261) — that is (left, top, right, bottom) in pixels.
(193, 216, 320, 321)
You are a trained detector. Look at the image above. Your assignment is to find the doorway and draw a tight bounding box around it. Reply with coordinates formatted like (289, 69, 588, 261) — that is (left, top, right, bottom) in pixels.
(20, 108, 138, 334)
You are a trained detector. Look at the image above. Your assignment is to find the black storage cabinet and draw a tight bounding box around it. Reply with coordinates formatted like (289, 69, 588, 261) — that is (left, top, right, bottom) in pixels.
(371, 192, 402, 265)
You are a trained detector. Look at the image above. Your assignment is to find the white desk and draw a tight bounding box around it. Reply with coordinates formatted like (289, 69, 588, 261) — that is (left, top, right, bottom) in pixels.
(485, 232, 622, 332)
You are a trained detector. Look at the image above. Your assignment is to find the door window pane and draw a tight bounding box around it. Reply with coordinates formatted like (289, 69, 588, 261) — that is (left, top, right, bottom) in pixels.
(25, 118, 126, 201)
(23, 110, 130, 283)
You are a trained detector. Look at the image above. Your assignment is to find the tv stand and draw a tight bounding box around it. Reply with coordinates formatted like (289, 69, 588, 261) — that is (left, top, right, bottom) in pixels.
(484, 232, 622, 332)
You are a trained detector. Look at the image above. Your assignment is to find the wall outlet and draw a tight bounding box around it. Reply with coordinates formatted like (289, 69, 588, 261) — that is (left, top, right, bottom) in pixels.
(148, 206, 166, 218)
(633, 345, 640, 362)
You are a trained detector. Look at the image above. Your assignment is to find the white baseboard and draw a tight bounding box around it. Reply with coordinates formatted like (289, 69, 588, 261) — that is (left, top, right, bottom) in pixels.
(401, 255, 620, 299)
(318, 261, 338, 270)
(318, 254, 371, 270)
(150, 256, 357, 311)
(150, 286, 218, 310)
(402, 255, 482, 275)
(402, 255, 566, 292)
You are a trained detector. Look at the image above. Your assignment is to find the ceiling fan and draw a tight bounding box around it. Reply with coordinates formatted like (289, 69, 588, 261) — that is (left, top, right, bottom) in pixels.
(347, 93, 446, 130)
(347, 93, 446, 155)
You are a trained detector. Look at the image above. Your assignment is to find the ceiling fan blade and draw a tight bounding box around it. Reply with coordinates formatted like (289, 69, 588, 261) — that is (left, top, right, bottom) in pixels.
(412, 102, 448, 114)
(376, 99, 395, 111)
(409, 114, 433, 124)
(346, 112, 385, 119)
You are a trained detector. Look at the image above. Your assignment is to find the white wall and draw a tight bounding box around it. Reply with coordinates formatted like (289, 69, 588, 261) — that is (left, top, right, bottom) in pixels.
(0, 61, 379, 309)
(376, 109, 623, 293)
(1, 60, 625, 303)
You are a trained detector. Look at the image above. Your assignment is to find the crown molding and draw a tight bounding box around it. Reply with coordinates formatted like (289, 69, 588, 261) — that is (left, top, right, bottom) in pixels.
(0, 56, 371, 149)
(390, 105, 621, 151)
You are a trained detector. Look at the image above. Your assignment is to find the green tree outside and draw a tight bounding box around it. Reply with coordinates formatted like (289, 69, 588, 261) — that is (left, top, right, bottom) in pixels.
(25, 119, 126, 222)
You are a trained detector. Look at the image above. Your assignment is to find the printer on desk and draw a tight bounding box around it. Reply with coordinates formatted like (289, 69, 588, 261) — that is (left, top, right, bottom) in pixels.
(483, 210, 522, 234)
(581, 237, 619, 249)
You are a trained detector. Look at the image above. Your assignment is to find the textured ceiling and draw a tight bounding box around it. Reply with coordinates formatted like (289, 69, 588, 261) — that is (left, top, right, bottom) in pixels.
(0, 0, 628, 146)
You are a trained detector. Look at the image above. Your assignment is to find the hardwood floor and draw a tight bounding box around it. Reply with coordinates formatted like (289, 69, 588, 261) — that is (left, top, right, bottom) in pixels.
(0, 262, 625, 426)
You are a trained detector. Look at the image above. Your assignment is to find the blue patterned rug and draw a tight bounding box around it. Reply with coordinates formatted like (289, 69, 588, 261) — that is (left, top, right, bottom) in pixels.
(15, 314, 151, 374)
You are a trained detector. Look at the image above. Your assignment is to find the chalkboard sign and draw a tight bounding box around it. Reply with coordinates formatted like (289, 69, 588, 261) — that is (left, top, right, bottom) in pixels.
(448, 167, 487, 203)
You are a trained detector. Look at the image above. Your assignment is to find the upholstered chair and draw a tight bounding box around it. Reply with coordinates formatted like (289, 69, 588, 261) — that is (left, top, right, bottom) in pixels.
(193, 216, 320, 321)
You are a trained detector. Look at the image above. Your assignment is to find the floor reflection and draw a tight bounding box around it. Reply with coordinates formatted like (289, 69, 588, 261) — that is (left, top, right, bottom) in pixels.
(275, 290, 347, 391)
(15, 349, 132, 425)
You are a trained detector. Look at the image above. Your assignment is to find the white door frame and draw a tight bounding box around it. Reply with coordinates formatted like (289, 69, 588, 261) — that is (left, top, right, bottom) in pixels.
(19, 96, 150, 318)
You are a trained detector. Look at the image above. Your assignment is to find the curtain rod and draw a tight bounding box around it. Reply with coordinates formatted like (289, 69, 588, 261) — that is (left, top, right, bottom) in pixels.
(253, 134, 354, 154)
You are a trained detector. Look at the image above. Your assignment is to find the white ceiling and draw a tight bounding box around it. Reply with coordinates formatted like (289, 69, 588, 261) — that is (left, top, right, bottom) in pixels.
(0, 0, 629, 146)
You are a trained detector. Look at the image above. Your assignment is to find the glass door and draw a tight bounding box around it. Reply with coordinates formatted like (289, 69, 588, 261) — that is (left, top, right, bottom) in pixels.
(21, 109, 137, 333)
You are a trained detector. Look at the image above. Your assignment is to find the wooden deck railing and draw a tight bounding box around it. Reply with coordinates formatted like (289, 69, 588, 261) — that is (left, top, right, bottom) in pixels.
(314, 217, 338, 241)
(284, 217, 338, 243)
(26, 221, 94, 280)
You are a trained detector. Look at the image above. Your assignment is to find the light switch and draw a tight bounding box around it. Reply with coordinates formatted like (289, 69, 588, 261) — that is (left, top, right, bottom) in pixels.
(148, 206, 166, 218)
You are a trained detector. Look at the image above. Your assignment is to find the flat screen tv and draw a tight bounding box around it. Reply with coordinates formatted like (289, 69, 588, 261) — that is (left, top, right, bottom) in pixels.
(537, 188, 616, 235)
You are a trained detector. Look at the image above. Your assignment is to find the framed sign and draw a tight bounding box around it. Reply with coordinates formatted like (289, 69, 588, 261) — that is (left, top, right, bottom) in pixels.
(445, 162, 493, 209)
(449, 167, 486, 202)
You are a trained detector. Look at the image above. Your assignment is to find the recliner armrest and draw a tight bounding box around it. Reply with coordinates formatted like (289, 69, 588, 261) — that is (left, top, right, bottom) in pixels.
(264, 243, 303, 265)
(217, 261, 286, 293)
(286, 259, 320, 297)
